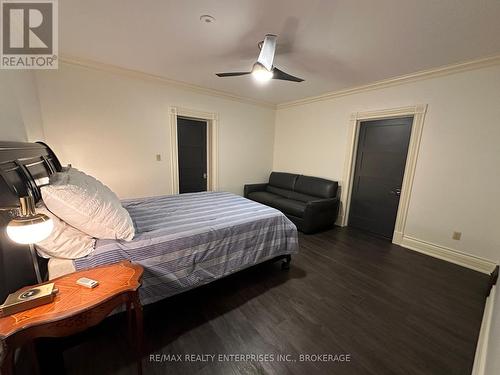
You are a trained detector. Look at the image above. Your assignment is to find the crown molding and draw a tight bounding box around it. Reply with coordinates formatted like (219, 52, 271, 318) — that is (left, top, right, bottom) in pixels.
(277, 54, 500, 109)
(59, 54, 500, 111)
(59, 56, 276, 109)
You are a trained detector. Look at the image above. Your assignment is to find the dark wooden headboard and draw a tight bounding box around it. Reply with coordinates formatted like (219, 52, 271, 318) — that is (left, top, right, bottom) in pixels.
(0, 141, 62, 301)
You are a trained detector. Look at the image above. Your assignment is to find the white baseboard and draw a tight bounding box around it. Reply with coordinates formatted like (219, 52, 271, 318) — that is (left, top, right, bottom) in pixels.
(336, 222, 496, 273)
(472, 286, 496, 375)
(399, 235, 497, 274)
(392, 231, 404, 244)
(335, 213, 344, 227)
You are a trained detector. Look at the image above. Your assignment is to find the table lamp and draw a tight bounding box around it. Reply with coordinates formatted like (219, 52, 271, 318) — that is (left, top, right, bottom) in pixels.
(6, 196, 53, 283)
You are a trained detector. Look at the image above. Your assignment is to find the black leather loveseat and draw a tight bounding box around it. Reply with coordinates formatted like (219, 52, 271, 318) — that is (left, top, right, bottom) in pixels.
(244, 172, 339, 234)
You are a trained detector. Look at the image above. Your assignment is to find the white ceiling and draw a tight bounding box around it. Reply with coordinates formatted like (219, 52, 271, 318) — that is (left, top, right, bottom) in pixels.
(60, 0, 500, 105)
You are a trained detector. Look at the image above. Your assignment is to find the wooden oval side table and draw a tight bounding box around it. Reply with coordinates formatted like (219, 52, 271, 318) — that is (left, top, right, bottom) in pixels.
(0, 261, 144, 375)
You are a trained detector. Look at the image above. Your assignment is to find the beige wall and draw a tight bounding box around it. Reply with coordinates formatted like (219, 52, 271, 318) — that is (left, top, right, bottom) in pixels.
(35, 63, 275, 198)
(0, 71, 44, 142)
(274, 64, 500, 263)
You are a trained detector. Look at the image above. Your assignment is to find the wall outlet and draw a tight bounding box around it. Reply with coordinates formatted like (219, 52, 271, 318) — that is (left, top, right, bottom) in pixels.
(452, 231, 462, 240)
(156, 154, 162, 161)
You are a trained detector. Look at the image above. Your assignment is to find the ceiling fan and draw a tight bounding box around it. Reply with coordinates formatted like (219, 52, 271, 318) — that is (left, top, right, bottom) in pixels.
(216, 34, 304, 83)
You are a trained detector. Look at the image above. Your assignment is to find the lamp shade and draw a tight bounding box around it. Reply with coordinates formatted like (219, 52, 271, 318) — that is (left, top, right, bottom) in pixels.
(7, 215, 54, 244)
(6, 195, 54, 244)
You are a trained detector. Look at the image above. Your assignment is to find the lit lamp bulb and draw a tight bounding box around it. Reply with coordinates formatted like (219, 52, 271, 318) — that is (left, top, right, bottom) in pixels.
(251, 63, 273, 82)
(6, 196, 53, 244)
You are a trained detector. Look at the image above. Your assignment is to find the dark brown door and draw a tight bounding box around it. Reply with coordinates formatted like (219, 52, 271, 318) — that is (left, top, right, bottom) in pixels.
(349, 117, 413, 238)
(177, 117, 207, 194)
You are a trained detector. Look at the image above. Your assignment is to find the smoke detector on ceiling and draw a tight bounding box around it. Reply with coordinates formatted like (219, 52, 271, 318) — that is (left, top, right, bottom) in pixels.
(200, 15, 215, 24)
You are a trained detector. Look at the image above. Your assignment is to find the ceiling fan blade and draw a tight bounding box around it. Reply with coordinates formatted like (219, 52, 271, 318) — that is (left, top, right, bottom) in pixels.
(257, 34, 277, 71)
(215, 72, 251, 77)
(272, 67, 304, 82)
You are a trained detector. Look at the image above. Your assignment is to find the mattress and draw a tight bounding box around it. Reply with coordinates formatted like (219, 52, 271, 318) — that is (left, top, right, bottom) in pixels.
(67, 191, 298, 305)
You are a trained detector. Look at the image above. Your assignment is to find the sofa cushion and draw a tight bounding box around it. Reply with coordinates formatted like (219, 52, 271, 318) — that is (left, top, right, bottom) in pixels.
(294, 175, 338, 199)
(273, 198, 307, 218)
(269, 172, 298, 190)
(266, 185, 292, 198)
(247, 191, 281, 206)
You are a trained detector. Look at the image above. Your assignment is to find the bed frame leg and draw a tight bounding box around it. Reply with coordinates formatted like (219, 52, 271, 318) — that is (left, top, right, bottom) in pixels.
(281, 255, 291, 270)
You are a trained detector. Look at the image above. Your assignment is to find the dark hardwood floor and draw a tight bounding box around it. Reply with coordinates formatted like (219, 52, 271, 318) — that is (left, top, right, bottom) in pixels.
(39, 227, 489, 375)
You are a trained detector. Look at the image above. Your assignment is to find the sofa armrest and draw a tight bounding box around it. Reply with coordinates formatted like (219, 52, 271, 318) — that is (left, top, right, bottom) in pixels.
(244, 183, 268, 198)
(305, 197, 339, 210)
(299, 197, 340, 234)
(304, 197, 340, 222)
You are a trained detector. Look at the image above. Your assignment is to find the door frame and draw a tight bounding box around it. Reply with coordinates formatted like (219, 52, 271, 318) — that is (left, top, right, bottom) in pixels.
(340, 105, 427, 244)
(169, 107, 219, 194)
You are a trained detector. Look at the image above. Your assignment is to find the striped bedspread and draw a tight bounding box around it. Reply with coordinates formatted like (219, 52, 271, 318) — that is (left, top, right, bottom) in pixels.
(74, 191, 298, 305)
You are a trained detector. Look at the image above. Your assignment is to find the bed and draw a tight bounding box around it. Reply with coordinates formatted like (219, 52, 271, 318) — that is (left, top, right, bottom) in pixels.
(0, 142, 298, 305)
(50, 191, 298, 305)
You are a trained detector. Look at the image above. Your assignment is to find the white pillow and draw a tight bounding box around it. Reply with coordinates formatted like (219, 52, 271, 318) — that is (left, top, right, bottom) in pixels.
(35, 205, 95, 259)
(41, 168, 135, 241)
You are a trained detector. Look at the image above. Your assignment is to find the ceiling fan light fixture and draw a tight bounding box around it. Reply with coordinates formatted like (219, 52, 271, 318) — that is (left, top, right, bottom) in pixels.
(215, 35, 303, 83)
(251, 63, 273, 82)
